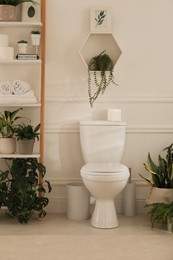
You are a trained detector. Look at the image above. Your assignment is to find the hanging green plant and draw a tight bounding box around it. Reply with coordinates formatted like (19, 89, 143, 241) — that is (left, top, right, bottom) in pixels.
(88, 50, 117, 107)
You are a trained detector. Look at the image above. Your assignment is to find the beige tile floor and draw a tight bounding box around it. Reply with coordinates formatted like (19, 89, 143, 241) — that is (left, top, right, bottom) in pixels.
(0, 213, 172, 260)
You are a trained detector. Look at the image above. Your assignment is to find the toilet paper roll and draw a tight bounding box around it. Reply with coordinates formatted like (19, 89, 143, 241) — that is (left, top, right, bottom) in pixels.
(0, 34, 9, 47)
(107, 109, 121, 121)
(0, 47, 14, 60)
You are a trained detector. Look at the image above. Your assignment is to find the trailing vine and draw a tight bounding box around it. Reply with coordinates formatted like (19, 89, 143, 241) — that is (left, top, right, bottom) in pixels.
(88, 50, 117, 107)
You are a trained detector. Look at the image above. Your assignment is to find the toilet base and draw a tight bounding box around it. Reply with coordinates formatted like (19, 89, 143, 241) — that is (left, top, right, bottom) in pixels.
(91, 199, 119, 229)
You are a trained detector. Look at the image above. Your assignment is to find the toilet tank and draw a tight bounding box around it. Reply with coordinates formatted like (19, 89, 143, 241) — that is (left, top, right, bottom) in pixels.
(80, 120, 126, 163)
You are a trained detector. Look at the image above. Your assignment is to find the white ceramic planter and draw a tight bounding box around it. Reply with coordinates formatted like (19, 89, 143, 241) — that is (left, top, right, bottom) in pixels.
(146, 187, 173, 204)
(18, 139, 35, 154)
(0, 5, 17, 21)
(18, 43, 28, 54)
(31, 34, 41, 46)
(0, 137, 16, 154)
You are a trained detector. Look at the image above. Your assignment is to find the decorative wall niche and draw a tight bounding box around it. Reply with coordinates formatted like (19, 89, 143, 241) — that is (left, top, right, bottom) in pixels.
(79, 32, 122, 69)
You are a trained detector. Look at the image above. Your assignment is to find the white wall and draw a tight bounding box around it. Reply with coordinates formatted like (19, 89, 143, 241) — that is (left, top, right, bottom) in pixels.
(44, 0, 173, 214)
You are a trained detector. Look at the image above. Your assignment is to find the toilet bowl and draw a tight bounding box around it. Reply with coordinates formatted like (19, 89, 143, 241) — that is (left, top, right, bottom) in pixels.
(81, 162, 129, 228)
(79, 120, 129, 229)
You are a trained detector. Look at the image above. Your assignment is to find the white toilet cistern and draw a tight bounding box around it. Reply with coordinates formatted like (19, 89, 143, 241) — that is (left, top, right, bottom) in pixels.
(80, 108, 129, 229)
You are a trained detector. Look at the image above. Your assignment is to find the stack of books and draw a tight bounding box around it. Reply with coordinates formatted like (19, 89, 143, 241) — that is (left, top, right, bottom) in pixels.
(16, 54, 39, 60)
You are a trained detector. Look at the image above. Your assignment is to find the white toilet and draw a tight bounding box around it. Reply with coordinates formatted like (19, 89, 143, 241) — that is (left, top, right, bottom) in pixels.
(80, 120, 129, 229)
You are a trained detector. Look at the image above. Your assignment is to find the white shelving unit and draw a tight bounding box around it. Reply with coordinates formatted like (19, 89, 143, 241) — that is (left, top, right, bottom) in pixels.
(0, 0, 46, 160)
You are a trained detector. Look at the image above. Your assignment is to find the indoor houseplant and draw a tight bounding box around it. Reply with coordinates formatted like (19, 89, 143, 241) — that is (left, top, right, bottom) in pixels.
(15, 123, 40, 154)
(88, 50, 117, 107)
(139, 143, 173, 204)
(1, 157, 52, 223)
(0, 0, 36, 5)
(147, 200, 173, 233)
(0, 0, 37, 21)
(0, 108, 23, 154)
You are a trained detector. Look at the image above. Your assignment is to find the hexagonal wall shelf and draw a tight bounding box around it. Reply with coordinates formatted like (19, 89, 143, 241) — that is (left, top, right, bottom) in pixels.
(79, 33, 122, 69)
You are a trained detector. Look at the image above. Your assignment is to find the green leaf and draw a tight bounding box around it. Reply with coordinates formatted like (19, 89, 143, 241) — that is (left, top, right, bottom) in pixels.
(139, 173, 153, 186)
(0, 170, 9, 182)
(45, 180, 52, 193)
(147, 153, 159, 173)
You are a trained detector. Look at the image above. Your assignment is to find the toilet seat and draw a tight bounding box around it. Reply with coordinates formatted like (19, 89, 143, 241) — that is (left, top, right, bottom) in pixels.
(81, 162, 129, 181)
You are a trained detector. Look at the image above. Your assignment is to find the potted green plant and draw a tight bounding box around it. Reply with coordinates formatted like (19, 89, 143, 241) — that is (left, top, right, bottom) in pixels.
(0, 0, 36, 21)
(0, 108, 23, 154)
(15, 123, 40, 154)
(139, 143, 173, 204)
(147, 200, 173, 233)
(0, 157, 52, 223)
(17, 40, 28, 54)
(88, 50, 117, 107)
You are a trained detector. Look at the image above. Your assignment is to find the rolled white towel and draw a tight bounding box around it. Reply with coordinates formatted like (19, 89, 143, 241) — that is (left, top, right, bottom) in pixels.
(12, 80, 31, 95)
(0, 81, 13, 95)
(15, 89, 36, 98)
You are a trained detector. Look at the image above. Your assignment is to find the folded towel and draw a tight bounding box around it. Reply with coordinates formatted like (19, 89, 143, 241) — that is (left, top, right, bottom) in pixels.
(12, 80, 31, 95)
(0, 90, 38, 104)
(0, 81, 13, 95)
(0, 97, 38, 104)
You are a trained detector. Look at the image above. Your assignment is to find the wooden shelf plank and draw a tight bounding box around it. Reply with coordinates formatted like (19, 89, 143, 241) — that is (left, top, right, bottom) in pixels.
(0, 154, 40, 158)
(0, 60, 41, 64)
(0, 103, 41, 107)
(0, 22, 42, 28)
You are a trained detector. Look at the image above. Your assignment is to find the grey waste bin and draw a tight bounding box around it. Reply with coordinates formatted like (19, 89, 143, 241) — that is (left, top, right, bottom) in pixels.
(66, 183, 90, 220)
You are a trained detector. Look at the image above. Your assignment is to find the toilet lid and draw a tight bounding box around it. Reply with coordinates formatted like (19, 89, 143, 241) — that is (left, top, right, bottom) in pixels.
(81, 162, 129, 178)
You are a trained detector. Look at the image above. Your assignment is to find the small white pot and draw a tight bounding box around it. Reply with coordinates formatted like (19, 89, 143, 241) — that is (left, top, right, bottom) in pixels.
(18, 43, 28, 54)
(0, 137, 16, 154)
(31, 34, 41, 46)
(146, 187, 173, 204)
(0, 5, 17, 21)
(18, 139, 35, 154)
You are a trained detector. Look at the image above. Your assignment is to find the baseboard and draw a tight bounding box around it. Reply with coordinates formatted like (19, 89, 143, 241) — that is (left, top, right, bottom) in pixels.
(46, 197, 148, 215)
(45, 178, 149, 215)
